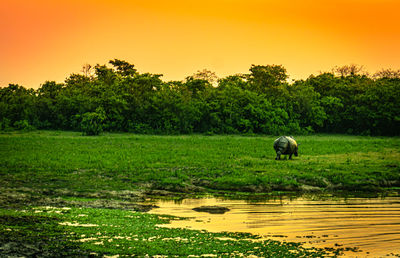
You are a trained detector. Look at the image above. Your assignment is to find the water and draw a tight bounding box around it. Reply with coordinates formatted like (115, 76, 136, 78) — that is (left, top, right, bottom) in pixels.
(146, 196, 400, 256)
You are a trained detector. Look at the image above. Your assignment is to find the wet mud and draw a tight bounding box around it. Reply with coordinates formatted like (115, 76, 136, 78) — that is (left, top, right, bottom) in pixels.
(0, 187, 155, 212)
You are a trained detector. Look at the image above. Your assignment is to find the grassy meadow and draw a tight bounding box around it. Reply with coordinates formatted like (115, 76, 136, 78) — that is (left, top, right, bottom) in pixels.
(1, 131, 400, 256)
(1, 131, 399, 195)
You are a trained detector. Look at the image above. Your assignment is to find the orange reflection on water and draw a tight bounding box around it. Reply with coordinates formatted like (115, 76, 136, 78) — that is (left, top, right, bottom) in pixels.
(147, 196, 400, 256)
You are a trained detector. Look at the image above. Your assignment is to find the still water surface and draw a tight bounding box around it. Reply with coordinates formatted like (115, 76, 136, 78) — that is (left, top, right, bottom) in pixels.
(147, 196, 400, 256)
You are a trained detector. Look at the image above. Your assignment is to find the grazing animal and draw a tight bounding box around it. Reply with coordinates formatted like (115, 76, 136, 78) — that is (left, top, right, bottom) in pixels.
(273, 136, 298, 160)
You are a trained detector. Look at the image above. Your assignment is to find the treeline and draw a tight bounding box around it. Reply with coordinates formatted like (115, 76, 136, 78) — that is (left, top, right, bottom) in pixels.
(1, 60, 399, 135)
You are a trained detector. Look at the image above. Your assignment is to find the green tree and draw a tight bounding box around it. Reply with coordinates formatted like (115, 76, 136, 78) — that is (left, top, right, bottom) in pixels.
(0, 84, 36, 129)
(109, 59, 137, 77)
(287, 82, 327, 132)
(80, 107, 106, 136)
(189, 69, 218, 86)
(247, 64, 288, 94)
(36, 81, 64, 128)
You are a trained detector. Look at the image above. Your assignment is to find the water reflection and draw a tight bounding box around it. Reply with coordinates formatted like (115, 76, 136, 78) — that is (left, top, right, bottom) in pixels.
(146, 196, 400, 256)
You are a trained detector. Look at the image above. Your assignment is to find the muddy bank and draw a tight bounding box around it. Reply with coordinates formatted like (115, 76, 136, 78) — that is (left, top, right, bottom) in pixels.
(150, 176, 400, 194)
(2, 184, 397, 213)
(0, 187, 155, 212)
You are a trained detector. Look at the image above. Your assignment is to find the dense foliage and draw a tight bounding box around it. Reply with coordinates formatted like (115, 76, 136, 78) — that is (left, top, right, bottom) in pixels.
(1, 60, 399, 135)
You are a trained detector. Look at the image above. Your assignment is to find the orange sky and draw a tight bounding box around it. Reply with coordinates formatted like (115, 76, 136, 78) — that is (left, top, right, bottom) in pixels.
(1, 0, 399, 88)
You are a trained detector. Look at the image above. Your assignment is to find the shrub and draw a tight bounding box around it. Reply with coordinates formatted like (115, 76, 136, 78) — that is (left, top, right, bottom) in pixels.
(0, 118, 12, 131)
(13, 120, 36, 131)
(80, 108, 106, 136)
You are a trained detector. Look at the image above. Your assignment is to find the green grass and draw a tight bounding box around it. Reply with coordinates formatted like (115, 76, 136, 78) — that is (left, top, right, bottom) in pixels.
(1, 131, 399, 195)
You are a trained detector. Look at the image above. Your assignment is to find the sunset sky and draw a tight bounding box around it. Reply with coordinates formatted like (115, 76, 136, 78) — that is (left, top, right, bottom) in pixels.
(1, 0, 399, 88)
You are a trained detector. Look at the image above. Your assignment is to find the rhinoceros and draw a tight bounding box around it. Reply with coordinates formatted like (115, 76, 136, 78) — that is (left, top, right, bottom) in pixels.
(273, 136, 298, 160)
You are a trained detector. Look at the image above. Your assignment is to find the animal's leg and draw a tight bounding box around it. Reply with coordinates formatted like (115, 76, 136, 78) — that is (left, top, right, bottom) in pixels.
(275, 151, 281, 160)
(289, 154, 293, 160)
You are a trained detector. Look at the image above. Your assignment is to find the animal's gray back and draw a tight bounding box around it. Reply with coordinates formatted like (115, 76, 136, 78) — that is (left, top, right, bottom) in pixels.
(274, 136, 297, 152)
(274, 136, 289, 151)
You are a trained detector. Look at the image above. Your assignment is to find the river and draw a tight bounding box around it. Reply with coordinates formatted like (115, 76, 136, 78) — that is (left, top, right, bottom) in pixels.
(146, 195, 400, 257)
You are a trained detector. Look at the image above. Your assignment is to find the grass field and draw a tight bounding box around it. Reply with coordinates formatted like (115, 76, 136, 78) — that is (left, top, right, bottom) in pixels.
(1, 131, 399, 256)
(1, 131, 399, 196)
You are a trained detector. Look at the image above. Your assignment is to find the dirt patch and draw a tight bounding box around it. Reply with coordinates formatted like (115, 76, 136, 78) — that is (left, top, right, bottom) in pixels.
(299, 184, 323, 192)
